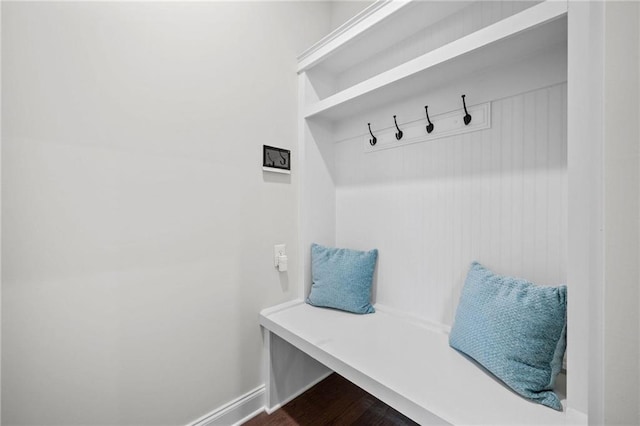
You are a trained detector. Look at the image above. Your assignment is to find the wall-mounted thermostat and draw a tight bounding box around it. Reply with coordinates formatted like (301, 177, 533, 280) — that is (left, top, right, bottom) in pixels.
(263, 145, 291, 174)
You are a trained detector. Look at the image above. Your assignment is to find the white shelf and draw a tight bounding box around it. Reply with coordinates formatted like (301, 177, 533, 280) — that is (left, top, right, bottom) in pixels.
(297, 1, 474, 74)
(262, 166, 291, 174)
(302, 1, 567, 121)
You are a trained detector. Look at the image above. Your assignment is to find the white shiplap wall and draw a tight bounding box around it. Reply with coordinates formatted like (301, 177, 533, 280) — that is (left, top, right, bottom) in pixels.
(334, 83, 567, 326)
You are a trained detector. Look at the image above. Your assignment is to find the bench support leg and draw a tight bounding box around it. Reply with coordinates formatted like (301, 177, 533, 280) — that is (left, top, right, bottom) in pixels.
(262, 328, 332, 413)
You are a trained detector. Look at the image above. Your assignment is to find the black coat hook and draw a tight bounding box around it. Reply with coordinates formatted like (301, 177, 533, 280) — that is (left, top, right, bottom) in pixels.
(393, 115, 403, 140)
(461, 94, 472, 125)
(368, 123, 377, 146)
(424, 106, 434, 134)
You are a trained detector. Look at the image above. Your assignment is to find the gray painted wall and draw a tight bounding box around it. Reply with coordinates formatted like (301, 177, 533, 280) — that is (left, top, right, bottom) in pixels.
(1, 2, 330, 424)
(329, 0, 374, 30)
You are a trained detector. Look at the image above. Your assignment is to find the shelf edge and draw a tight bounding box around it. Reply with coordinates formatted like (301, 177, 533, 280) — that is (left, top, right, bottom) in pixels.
(297, 0, 407, 74)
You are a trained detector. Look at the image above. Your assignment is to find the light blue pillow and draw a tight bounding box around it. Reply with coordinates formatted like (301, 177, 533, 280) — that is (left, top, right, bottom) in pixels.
(306, 243, 378, 314)
(449, 262, 567, 410)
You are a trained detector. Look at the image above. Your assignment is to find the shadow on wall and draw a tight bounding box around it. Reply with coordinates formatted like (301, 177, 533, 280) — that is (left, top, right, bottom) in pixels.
(262, 171, 291, 185)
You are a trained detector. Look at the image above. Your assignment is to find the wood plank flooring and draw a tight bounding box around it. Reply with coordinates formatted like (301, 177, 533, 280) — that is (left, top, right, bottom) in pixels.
(243, 373, 419, 426)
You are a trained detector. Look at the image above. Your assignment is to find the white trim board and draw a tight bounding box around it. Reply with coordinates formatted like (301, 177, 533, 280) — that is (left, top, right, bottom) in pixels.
(186, 386, 265, 426)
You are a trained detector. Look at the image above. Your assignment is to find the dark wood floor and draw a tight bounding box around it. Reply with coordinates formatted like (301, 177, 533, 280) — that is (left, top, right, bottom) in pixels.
(244, 373, 418, 426)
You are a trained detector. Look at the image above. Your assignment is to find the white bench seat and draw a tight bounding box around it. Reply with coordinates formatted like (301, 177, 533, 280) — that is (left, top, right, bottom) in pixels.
(260, 300, 586, 425)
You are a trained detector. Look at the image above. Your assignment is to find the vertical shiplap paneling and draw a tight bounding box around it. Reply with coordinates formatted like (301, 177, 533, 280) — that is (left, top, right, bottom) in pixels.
(510, 92, 525, 276)
(522, 90, 537, 283)
(546, 90, 563, 278)
(488, 97, 503, 278)
(534, 88, 550, 285)
(335, 84, 567, 326)
(560, 87, 568, 284)
(500, 96, 513, 274)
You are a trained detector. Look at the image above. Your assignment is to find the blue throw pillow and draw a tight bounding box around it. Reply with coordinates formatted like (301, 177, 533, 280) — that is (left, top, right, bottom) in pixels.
(449, 262, 567, 410)
(306, 243, 378, 314)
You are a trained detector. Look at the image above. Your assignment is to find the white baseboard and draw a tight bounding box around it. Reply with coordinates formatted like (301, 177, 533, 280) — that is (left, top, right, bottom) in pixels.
(186, 385, 265, 426)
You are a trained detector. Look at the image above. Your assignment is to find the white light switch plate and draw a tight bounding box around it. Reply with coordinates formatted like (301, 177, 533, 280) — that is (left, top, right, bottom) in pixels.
(274, 244, 286, 267)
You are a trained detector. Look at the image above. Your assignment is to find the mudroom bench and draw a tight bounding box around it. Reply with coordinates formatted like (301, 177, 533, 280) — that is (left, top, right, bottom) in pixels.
(260, 300, 584, 425)
(259, 0, 599, 422)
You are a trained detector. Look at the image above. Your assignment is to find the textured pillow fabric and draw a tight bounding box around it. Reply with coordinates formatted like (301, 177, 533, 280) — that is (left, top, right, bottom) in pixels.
(306, 243, 378, 314)
(449, 262, 567, 410)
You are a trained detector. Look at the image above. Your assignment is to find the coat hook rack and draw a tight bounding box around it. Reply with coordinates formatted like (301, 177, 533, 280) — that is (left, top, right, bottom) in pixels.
(461, 94, 472, 125)
(424, 106, 434, 134)
(368, 123, 377, 146)
(393, 115, 403, 140)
